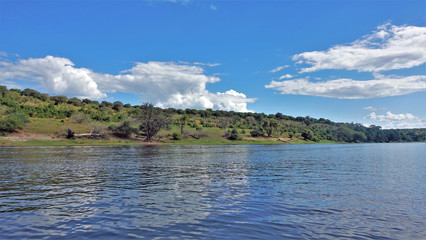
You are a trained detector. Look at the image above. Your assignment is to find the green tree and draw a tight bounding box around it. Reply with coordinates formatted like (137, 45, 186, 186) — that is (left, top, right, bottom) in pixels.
(112, 101, 123, 111)
(50, 96, 68, 105)
(262, 118, 280, 137)
(0, 85, 7, 98)
(302, 129, 314, 140)
(68, 97, 82, 106)
(179, 114, 188, 135)
(139, 103, 169, 142)
(352, 131, 367, 143)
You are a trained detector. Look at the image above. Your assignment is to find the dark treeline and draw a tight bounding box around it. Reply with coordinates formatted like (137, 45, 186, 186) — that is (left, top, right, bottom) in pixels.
(1, 86, 425, 143)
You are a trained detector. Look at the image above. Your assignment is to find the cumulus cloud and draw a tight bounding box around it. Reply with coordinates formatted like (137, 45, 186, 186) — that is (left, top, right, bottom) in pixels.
(265, 75, 426, 99)
(266, 24, 426, 99)
(270, 65, 289, 73)
(0, 56, 106, 99)
(279, 74, 293, 80)
(293, 24, 426, 73)
(0, 56, 255, 112)
(366, 111, 426, 129)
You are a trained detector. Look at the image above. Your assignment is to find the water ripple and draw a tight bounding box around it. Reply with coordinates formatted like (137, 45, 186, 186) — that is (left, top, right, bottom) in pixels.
(0, 143, 425, 239)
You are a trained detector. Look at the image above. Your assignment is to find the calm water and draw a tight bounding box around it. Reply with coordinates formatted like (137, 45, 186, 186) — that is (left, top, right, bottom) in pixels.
(0, 143, 425, 239)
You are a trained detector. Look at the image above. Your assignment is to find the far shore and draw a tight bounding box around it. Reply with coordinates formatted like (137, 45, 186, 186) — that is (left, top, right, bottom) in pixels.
(0, 131, 338, 147)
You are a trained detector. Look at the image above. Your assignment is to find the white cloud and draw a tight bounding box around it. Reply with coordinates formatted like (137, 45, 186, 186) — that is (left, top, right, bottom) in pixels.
(364, 106, 378, 112)
(293, 24, 426, 73)
(279, 74, 293, 80)
(0, 51, 7, 57)
(0, 56, 106, 99)
(366, 111, 426, 129)
(270, 65, 289, 73)
(192, 62, 220, 67)
(210, 5, 217, 11)
(0, 56, 255, 112)
(265, 75, 426, 99)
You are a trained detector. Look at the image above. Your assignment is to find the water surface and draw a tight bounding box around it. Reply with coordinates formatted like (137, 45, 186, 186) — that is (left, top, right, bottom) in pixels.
(0, 143, 425, 239)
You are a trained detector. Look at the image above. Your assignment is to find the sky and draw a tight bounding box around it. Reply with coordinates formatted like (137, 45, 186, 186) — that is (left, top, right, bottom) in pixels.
(0, 0, 425, 129)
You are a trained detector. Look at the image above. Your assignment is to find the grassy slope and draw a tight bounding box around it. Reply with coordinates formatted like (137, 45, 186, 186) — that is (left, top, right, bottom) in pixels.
(0, 118, 338, 146)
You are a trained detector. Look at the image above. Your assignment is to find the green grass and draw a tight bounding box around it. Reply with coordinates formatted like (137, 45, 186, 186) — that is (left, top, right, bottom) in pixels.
(25, 118, 91, 135)
(0, 117, 344, 147)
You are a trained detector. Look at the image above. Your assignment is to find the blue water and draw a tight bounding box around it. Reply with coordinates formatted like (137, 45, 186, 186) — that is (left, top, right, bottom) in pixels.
(0, 143, 425, 239)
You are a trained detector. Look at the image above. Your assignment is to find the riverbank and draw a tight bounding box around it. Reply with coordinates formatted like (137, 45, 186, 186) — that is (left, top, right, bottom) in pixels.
(0, 131, 337, 146)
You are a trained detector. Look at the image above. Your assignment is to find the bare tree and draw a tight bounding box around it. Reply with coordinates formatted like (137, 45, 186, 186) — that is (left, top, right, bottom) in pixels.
(217, 117, 232, 135)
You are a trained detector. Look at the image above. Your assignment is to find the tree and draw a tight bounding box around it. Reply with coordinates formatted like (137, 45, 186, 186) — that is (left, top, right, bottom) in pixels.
(50, 96, 68, 105)
(217, 117, 231, 135)
(112, 101, 123, 111)
(68, 97, 82, 106)
(0, 86, 7, 98)
(262, 118, 280, 137)
(100, 101, 113, 108)
(302, 129, 314, 140)
(178, 114, 188, 136)
(139, 103, 169, 142)
(352, 131, 367, 143)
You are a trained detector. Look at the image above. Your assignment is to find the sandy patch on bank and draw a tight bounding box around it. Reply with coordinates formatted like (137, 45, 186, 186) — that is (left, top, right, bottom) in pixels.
(1, 130, 59, 141)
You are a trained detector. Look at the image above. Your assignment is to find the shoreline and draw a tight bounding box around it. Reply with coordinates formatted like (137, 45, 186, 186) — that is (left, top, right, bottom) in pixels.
(0, 136, 338, 147)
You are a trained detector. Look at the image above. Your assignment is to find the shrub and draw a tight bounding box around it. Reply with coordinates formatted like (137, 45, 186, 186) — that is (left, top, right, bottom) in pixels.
(112, 120, 138, 138)
(71, 113, 90, 123)
(172, 132, 182, 140)
(0, 113, 29, 133)
(0, 118, 19, 132)
(90, 123, 106, 135)
(229, 129, 242, 141)
(250, 127, 264, 137)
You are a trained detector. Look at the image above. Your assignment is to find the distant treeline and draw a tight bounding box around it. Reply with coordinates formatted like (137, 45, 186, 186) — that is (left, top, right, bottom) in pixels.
(1, 86, 425, 143)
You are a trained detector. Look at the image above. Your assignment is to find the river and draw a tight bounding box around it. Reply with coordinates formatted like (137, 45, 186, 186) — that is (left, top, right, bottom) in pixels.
(0, 143, 425, 239)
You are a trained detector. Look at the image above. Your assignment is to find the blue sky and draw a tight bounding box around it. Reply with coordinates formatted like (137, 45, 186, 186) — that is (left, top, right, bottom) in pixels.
(0, 0, 425, 128)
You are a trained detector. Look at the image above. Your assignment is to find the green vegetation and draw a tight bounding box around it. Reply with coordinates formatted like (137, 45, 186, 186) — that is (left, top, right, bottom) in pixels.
(0, 86, 425, 145)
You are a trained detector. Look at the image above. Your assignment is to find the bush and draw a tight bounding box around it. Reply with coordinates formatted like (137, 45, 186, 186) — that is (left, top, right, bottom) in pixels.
(0, 113, 29, 133)
(0, 118, 19, 132)
(71, 113, 90, 123)
(250, 127, 264, 137)
(111, 120, 138, 138)
(90, 123, 106, 135)
(229, 129, 242, 141)
(172, 132, 182, 140)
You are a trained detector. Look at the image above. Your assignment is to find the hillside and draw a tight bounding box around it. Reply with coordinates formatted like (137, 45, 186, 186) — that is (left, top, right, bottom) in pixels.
(0, 86, 425, 146)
